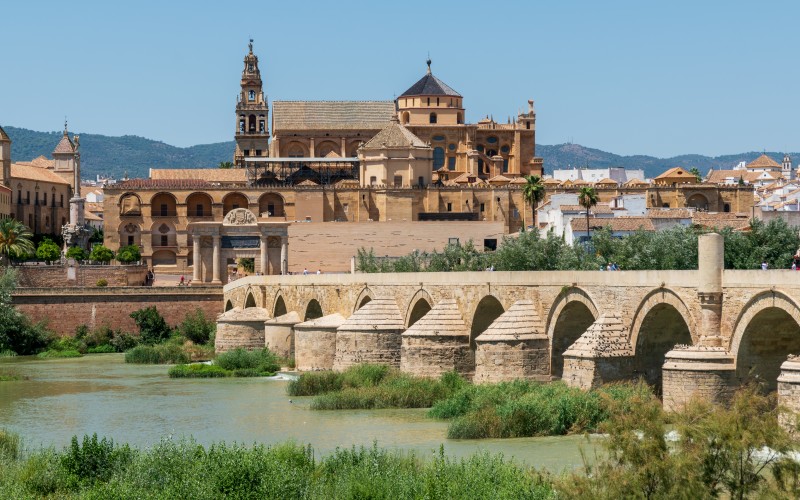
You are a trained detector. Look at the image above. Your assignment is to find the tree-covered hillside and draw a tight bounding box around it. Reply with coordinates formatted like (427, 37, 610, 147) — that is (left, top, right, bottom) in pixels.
(3, 126, 792, 181)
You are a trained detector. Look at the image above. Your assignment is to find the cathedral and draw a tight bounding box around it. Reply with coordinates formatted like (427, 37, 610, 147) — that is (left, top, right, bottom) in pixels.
(103, 42, 544, 280)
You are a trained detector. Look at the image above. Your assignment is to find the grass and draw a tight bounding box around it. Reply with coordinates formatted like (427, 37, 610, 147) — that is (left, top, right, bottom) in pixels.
(0, 370, 27, 382)
(36, 349, 82, 359)
(124, 343, 190, 365)
(86, 344, 116, 354)
(430, 380, 655, 439)
(168, 348, 281, 378)
(288, 364, 467, 410)
(0, 432, 555, 499)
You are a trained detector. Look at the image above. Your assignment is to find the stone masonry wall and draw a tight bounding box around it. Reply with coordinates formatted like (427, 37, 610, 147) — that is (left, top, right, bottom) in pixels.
(10, 264, 148, 288)
(12, 287, 223, 335)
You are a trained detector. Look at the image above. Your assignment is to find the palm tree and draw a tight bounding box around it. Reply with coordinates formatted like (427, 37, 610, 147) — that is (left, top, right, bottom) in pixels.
(521, 175, 545, 232)
(578, 186, 599, 245)
(0, 219, 35, 264)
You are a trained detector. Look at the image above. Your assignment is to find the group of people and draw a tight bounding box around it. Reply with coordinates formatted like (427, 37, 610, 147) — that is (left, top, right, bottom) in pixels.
(302, 268, 322, 275)
(601, 262, 621, 271)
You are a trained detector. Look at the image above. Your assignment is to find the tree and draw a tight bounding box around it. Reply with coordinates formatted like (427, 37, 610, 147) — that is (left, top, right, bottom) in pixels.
(0, 219, 35, 264)
(35, 238, 61, 264)
(521, 175, 545, 232)
(116, 245, 141, 264)
(89, 245, 114, 263)
(578, 186, 599, 244)
(130, 306, 172, 345)
(66, 246, 87, 261)
(689, 167, 703, 183)
(219, 161, 233, 169)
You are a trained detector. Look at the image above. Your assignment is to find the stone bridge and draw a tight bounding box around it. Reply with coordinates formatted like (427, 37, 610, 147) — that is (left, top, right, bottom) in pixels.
(218, 234, 800, 411)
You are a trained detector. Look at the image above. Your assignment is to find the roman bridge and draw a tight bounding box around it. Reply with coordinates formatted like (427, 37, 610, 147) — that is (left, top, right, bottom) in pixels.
(218, 234, 800, 412)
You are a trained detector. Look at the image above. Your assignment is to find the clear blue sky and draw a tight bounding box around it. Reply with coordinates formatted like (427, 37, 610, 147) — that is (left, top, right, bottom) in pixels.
(3, 0, 798, 157)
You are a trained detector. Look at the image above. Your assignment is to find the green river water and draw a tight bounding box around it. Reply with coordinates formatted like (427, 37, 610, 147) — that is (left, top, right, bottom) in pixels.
(0, 354, 597, 472)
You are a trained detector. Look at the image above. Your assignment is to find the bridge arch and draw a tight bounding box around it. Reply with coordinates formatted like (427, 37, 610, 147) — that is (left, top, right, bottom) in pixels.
(405, 289, 433, 328)
(304, 299, 324, 321)
(730, 290, 800, 392)
(272, 292, 287, 318)
(354, 287, 373, 313)
(224, 300, 233, 312)
(547, 287, 599, 379)
(244, 293, 256, 309)
(630, 288, 695, 393)
(470, 295, 505, 349)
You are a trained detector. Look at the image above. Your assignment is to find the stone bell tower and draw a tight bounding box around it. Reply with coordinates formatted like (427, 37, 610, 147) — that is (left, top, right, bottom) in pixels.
(0, 126, 10, 187)
(233, 39, 270, 166)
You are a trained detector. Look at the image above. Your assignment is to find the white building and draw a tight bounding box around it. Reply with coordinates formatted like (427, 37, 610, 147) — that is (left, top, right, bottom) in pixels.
(550, 167, 645, 184)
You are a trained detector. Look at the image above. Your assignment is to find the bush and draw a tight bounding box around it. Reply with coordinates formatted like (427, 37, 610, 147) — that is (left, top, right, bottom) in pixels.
(0, 429, 20, 460)
(87, 344, 116, 354)
(89, 245, 114, 263)
(35, 238, 61, 263)
(178, 308, 215, 345)
(65, 246, 87, 261)
(124, 344, 189, 365)
(287, 370, 343, 396)
(169, 364, 230, 378)
(130, 306, 172, 345)
(215, 348, 279, 375)
(95, 279, 108, 287)
(60, 434, 133, 487)
(116, 244, 141, 264)
(109, 331, 138, 352)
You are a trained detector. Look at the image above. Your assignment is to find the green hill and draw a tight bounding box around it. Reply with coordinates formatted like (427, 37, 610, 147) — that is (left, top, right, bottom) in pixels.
(2, 126, 791, 181)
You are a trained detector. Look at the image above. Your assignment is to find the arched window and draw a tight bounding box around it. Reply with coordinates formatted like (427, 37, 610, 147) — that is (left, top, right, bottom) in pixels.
(248, 90, 255, 101)
(401, 112, 410, 124)
(429, 112, 437, 124)
(433, 147, 445, 170)
(248, 115, 256, 132)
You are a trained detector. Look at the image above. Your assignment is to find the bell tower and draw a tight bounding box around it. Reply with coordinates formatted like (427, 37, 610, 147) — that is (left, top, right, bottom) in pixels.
(0, 126, 10, 187)
(783, 153, 794, 181)
(234, 39, 269, 166)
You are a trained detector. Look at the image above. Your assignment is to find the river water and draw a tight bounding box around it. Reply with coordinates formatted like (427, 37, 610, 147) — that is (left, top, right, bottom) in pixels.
(0, 354, 597, 471)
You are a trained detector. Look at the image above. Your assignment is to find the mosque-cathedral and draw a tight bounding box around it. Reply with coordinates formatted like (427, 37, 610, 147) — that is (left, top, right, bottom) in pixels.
(96, 42, 750, 281)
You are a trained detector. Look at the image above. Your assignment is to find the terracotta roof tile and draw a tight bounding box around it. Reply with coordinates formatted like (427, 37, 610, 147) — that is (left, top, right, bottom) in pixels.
(273, 101, 394, 131)
(646, 208, 693, 218)
(52, 133, 75, 154)
(0, 126, 9, 141)
(747, 154, 781, 170)
(475, 300, 546, 342)
(10, 163, 70, 184)
(655, 167, 692, 179)
(112, 179, 212, 190)
(361, 121, 428, 149)
(338, 297, 405, 332)
(149, 168, 247, 183)
(559, 204, 613, 214)
(571, 216, 655, 232)
(403, 298, 468, 338)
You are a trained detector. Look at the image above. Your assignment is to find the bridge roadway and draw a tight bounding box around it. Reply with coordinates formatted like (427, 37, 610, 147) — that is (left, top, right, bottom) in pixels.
(219, 234, 800, 412)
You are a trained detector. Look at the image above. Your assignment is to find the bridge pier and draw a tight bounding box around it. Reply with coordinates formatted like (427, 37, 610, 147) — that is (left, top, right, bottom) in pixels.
(264, 311, 300, 359)
(294, 314, 345, 371)
(778, 356, 800, 430)
(561, 314, 634, 390)
(214, 307, 270, 353)
(333, 298, 405, 370)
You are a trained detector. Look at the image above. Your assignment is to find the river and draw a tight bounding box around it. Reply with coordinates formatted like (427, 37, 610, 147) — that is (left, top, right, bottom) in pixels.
(0, 354, 597, 471)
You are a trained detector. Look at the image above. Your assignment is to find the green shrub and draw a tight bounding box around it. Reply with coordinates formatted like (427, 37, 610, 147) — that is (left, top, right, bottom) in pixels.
(124, 344, 189, 364)
(116, 244, 141, 264)
(60, 434, 134, 487)
(109, 331, 138, 352)
(89, 245, 114, 263)
(65, 246, 87, 261)
(215, 348, 279, 375)
(287, 370, 343, 396)
(130, 306, 172, 345)
(0, 349, 17, 358)
(0, 370, 25, 381)
(35, 238, 61, 263)
(169, 364, 230, 378)
(96, 279, 108, 287)
(21, 450, 65, 496)
(178, 308, 215, 345)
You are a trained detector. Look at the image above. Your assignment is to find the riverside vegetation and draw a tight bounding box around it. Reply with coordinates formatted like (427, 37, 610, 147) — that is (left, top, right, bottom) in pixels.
(358, 218, 800, 272)
(1, 386, 798, 499)
(288, 365, 653, 439)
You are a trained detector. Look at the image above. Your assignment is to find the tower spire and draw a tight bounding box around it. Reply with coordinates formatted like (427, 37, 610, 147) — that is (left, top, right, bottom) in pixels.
(426, 54, 431, 75)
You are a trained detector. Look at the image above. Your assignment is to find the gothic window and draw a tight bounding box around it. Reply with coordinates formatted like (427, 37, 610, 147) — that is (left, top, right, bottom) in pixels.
(448, 157, 456, 170)
(248, 90, 255, 101)
(429, 112, 437, 124)
(503, 159, 509, 172)
(433, 147, 445, 170)
(160, 235, 168, 247)
(248, 115, 256, 132)
(288, 144, 305, 158)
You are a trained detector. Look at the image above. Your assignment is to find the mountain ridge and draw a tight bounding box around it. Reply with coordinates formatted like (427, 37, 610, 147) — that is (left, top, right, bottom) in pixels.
(2, 126, 791, 181)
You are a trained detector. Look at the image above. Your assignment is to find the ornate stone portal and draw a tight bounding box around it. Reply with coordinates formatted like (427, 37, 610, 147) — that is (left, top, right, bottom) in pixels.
(188, 208, 289, 284)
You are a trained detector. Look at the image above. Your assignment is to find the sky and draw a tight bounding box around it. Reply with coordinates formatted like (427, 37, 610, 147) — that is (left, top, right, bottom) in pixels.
(3, 0, 799, 158)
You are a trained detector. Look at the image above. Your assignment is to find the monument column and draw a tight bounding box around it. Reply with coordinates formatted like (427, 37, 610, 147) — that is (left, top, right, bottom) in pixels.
(192, 235, 202, 282)
(260, 235, 269, 275)
(280, 236, 288, 275)
(211, 235, 222, 284)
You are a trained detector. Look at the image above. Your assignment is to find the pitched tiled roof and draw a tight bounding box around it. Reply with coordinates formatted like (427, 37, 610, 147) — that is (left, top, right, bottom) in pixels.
(571, 216, 655, 232)
(706, 169, 778, 184)
(563, 315, 633, 358)
(84, 210, 102, 221)
(52, 133, 75, 154)
(595, 177, 619, 185)
(218, 307, 270, 322)
(691, 213, 750, 230)
(150, 168, 247, 183)
(624, 178, 650, 186)
(361, 120, 428, 149)
(560, 204, 613, 214)
(487, 175, 511, 184)
(0, 126, 9, 141)
(16, 155, 55, 169)
(543, 178, 562, 185)
(655, 167, 692, 179)
(509, 177, 528, 185)
(272, 101, 394, 131)
(747, 154, 781, 170)
(294, 313, 346, 329)
(10, 163, 70, 184)
(399, 70, 461, 97)
(265, 311, 301, 325)
(112, 179, 212, 190)
(646, 208, 693, 218)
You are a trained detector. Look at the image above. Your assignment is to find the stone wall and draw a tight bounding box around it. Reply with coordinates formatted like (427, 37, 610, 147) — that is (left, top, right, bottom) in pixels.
(9, 264, 148, 288)
(12, 287, 223, 335)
